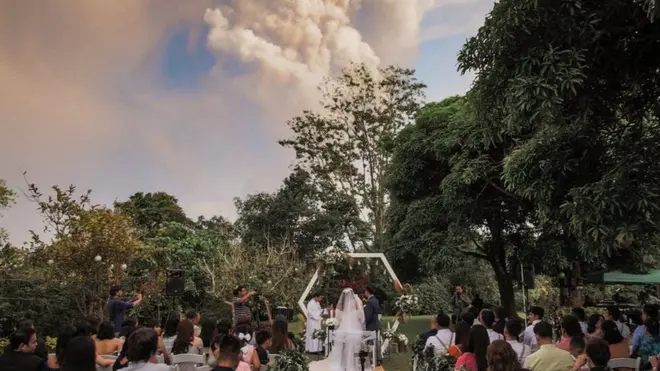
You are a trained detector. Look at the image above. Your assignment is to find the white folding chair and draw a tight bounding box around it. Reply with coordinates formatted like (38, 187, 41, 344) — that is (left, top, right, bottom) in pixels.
(100, 355, 117, 361)
(171, 353, 206, 370)
(608, 357, 641, 371)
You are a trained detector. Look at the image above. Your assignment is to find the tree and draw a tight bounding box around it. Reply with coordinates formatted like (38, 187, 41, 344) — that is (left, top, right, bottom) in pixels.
(114, 192, 192, 238)
(0, 179, 16, 245)
(279, 63, 426, 251)
(387, 96, 541, 315)
(234, 168, 354, 257)
(26, 184, 141, 317)
(457, 0, 660, 269)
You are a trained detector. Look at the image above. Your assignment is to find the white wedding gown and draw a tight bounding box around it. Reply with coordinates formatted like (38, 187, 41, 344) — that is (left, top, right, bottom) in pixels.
(309, 288, 372, 371)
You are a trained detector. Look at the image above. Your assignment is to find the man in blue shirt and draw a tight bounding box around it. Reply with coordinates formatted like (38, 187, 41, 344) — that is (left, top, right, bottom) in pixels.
(632, 304, 659, 353)
(107, 285, 143, 334)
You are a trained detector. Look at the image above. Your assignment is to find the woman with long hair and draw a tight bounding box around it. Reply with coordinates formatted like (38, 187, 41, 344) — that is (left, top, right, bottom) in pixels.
(60, 336, 97, 371)
(448, 322, 471, 358)
(487, 340, 524, 371)
(601, 320, 629, 359)
(199, 317, 217, 349)
(455, 325, 490, 371)
(270, 315, 293, 354)
(162, 311, 181, 353)
(46, 325, 76, 370)
(171, 320, 202, 371)
(586, 314, 604, 339)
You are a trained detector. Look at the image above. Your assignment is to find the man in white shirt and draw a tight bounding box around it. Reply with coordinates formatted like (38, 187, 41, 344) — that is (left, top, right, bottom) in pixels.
(504, 319, 531, 363)
(425, 312, 454, 355)
(480, 309, 504, 342)
(523, 306, 545, 347)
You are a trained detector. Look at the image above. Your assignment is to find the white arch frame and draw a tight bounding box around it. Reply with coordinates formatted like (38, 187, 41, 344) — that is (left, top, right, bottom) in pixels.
(297, 252, 402, 355)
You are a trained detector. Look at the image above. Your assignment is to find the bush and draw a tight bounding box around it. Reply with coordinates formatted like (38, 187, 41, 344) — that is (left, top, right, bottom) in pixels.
(414, 275, 452, 316)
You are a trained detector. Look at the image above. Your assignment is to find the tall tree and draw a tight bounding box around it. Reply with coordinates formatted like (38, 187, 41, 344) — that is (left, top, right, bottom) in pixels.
(0, 179, 16, 245)
(279, 63, 426, 251)
(26, 184, 141, 317)
(387, 96, 540, 315)
(234, 167, 355, 257)
(114, 192, 192, 238)
(457, 0, 660, 268)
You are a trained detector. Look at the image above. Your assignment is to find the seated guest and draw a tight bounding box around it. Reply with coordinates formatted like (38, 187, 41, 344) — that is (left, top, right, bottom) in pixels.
(487, 340, 527, 371)
(253, 331, 272, 371)
(185, 310, 204, 347)
(632, 304, 658, 354)
(425, 312, 454, 355)
(162, 312, 181, 352)
(95, 321, 122, 355)
(0, 328, 43, 371)
(637, 318, 660, 369)
(171, 320, 203, 371)
(582, 338, 611, 371)
(480, 309, 504, 342)
(569, 336, 586, 359)
(13, 319, 48, 362)
(504, 319, 530, 364)
(123, 328, 170, 370)
(448, 322, 471, 358)
(523, 306, 544, 347)
(586, 315, 603, 340)
(454, 325, 489, 371)
(523, 321, 574, 371)
(572, 308, 588, 335)
(419, 315, 440, 344)
(200, 317, 218, 349)
(113, 324, 138, 370)
(600, 320, 629, 360)
(557, 315, 585, 352)
(492, 307, 507, 335)
(606, 306, 631, 339)
(46, 324, 76, 370)
(86, 315, 101, 340)
(60, 336, 96, 371)
(144, 319, 168, 362)
(212, 335, 242, 371)
(269, 316, 293, 354)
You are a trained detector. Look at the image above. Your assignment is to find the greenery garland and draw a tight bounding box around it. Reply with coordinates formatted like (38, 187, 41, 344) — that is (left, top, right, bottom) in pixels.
(270, 348, 310, 371)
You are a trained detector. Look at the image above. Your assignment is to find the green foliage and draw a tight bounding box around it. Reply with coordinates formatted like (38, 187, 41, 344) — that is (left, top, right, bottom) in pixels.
(280, 63, 426, 251)
(386, 96, 539, 314)
(234, 168, 350, 257)
(458, 0, 660, 269)
(0, 179, 16, 245)
(413, 276, 452, 316)
(114, 192, 192, 238)
(411, 337, 456, 371)
(270, 348, 309, 371)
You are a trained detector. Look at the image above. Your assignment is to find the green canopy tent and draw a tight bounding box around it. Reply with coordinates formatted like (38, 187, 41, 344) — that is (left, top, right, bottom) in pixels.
(584, 270, 660, 285)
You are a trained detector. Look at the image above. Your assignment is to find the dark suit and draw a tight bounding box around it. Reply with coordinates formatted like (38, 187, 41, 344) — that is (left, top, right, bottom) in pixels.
(364, 295, 381, 365)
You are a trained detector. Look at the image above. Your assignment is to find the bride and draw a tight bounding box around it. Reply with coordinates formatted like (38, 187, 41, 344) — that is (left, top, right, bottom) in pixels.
(309, 288, 371, 371)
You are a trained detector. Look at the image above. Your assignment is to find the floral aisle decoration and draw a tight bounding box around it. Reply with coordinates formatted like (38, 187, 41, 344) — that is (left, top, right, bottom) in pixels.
(382, 322, 408, 353)
(394, 284, 419, 322)
(411, 335, 456, 371)
(270, 348, 309, 371)
(311, 328, 327, 342)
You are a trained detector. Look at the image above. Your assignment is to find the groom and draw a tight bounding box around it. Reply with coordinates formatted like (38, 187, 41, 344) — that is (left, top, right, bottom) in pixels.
(364, 285, 382, 365)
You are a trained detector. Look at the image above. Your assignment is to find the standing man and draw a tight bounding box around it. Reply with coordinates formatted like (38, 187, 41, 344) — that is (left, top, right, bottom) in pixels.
(451, 285, 471, 325)
(364, 285, 382, 365)
(305, 292, 327, 355)
(107, 285, 143, 334)
(232, 286, 257, 327)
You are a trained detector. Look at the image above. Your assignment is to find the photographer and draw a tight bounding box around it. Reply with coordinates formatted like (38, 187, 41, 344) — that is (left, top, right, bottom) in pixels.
(233, 286, 258, 326)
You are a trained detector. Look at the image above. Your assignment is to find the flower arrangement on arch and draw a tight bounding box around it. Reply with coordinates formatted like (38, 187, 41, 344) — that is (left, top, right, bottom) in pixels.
(395, 294, 420, 315)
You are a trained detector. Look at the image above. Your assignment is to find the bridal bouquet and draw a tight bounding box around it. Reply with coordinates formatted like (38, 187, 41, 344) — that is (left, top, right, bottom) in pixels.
(323, 318, 337, 327)
(312, 329, 327, 342)
(395, 294, 420, 314)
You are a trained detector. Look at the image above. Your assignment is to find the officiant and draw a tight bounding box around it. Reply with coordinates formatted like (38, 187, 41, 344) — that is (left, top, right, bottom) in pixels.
(305, 292, 327, 354)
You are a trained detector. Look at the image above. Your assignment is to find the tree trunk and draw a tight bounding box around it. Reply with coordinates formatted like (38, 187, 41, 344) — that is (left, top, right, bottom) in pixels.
(496, 272, 516, 317)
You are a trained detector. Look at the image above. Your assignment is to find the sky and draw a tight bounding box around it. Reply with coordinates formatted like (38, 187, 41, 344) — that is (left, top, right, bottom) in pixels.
(0, 0, 493, 245)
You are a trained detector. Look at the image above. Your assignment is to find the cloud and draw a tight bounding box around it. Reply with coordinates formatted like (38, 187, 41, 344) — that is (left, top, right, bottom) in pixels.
(0, 0, 477, 245)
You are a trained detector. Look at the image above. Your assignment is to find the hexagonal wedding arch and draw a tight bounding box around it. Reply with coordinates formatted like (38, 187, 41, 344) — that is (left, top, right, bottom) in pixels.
(297, 252, 402, 356)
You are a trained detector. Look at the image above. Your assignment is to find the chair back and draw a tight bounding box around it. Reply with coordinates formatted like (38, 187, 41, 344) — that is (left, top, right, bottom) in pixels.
(95, 366, 113, 371)
(100, 355, 117, 361)
(171, 353, 206, 365)
(608, 357, 641, 371)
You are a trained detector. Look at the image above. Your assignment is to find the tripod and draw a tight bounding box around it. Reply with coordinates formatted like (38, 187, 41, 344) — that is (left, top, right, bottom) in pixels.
(355, 350, 369, 371)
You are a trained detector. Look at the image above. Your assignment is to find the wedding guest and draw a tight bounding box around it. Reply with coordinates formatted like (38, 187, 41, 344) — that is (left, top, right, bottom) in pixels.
(600, 320, 629, 360)
(480, 310, 504, 342)
(632, 304, 658, 353)
(60, 336, 96, 371)
(0, 328, 43, 371)
(162, 312, 181, 352)
(523, 321, 574, 371)
(185, 310, 203, 345)
(573, 338, 611, 371)
(586, 314, 604, 340)
(606, 306, 631, 339)
(47, 324, 76, 370)
(235, 324, 255, 368)
(253, 331, 272, 371)
(95, 321, 122, 355)
(270, 316, 293, 354)
(211, 335, 241, 371)
(200, 317, 218, 349)
(455, 325, 489, 371)
(448, 322, 471, 358)
(426, 311, 454, 355)
(557, 315, 584, 352)
(123, 328, 170, 371)
(504, 319, 530, 364)
(493, 307, 507, 335)
(523, 307, 544, 347)
(637, 317, 660, 369)
(172, 320, 203, 371)
(144, 319, 169, 364)
(14, 319, 48, 362)
(572, 308, 588, 334)
(487, 340, 526, 371)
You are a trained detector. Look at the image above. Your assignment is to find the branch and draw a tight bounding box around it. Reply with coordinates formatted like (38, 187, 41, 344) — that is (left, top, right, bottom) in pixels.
(457, 248, 488, 260)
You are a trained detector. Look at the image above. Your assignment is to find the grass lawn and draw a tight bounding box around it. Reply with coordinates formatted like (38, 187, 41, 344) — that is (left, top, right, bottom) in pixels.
(291, 315, 431, 370)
